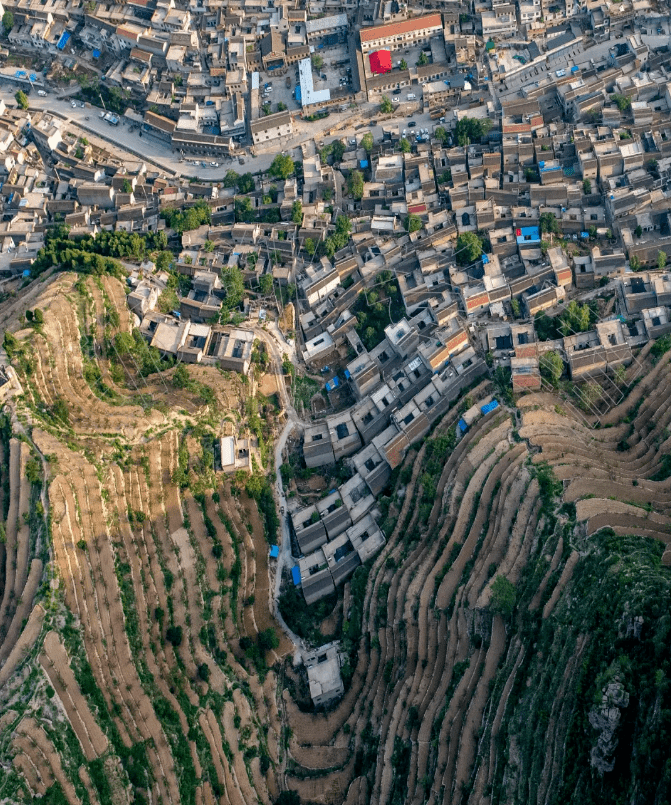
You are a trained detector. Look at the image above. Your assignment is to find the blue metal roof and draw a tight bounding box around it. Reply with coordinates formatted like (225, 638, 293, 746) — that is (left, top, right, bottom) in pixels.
(458, 418, 468, 433)
(516, 225, 541, 245)
(92, 49, 100, 58)
(29, 73, 37, 82)
(291, 566, 301, 586)
(269, 545, 279, 558)
(481, 399, 499, 415)
(57, 32, 70, 50)
(482, 253, 489, 264)
(359, 159, 369, 169)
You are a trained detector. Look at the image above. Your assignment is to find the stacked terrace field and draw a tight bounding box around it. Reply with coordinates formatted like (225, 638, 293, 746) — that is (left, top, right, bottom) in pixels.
(277, 370, 671, 805)
(0, 272, 289, 805)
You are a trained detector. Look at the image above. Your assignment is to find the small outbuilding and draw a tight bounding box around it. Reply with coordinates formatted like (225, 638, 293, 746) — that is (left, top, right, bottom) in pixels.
(369, 49, 392, 74)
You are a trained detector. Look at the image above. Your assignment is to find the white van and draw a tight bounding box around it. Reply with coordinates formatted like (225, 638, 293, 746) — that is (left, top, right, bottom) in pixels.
(407, 93, 416, 100)
(37, 90, 47, 97)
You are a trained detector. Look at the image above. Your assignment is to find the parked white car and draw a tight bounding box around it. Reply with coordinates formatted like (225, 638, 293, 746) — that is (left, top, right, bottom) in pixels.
(37, 90, 47, 97)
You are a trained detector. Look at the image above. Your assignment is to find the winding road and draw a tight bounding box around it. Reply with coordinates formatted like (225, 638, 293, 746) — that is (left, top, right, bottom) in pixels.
(252, 323, 307, 652)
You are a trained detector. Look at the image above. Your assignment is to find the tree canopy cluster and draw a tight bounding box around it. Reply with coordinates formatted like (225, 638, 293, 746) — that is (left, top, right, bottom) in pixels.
(31, 226, 167, 279)
(268, 154, 296, 180)
(455, 231, 485, 265)
(161, 200, 212, 234)
(534, 301, 597, 341)
(454, 116, 492, 146)
(223, 170, 255, 194)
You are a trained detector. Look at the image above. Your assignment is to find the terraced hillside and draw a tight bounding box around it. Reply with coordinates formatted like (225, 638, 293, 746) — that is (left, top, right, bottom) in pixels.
(1, 270, 670, 805)
(277, 359, 671, 804)
(0, 273, 291, 805)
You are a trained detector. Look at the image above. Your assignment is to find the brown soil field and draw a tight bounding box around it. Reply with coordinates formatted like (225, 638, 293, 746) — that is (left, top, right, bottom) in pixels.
(2, 276, 671, 805)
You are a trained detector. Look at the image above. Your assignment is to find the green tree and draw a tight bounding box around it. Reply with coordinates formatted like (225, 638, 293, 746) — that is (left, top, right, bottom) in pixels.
(238, 173, 255, 192)
(15, 90, 28, 110)
(172, 363, 190, 388)
(582, 178, 591, 195)
(347, 169, 364, 200)
(417, 51, 429, 66)
(197, 663, 210, 682)
(166, 625, 183, 646)
(455, 232, 483, 265)
(405, 214, 422, 233)
(490, 575, 516, 617)
(26, 458, 41, 485)
(398, 137, 411, 153)
(630, 254, 641, 271)
(539, 211, 561, 236)
(634, 225, 643, 238)
(612, 93, 631, 111)
(454, 116, 492, 146)
(221, 265, 245, 309)
(399, 58, 408, 70)
(560, 300, 592, 335)
(291, 200, 303, 225)
(259, 274, 273, 295)
(580, 381, 601, 410)
(331, 139, 346, 163)
(510, 298, 521, 318)
(258, 628, 279, 653)
(223, 169, 239, 188)
(277, 101, 287, 112)
(304, 237, 316, 256)
(380, 95, 394, 114)
(269, 154, 295, 180)
(540, 350, 563, 385)
(361, 132, 374, 153)
(311, 54, 324, 70)
(121, 179, 133, 193)
(235, 196, 255, 223)
(658, 250, 667, 269)
(33, 308, 44, 325)
(203, 239, 215, 252)
(51, 397, 69, 425)
(2, 10, 14, 33)
(434, 126, 449, 145)
(156, 250, 173, 272)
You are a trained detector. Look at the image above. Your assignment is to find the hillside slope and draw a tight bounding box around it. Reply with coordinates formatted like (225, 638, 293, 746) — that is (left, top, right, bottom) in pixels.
(0, 273, 669, 805)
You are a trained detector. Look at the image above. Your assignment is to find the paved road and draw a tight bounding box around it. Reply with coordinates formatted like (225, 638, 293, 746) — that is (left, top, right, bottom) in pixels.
(252, 324, 306, 652)
(6, 83, 439, 180)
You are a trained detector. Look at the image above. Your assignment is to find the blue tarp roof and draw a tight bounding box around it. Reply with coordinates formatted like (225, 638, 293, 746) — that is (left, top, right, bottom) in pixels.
(360, 159, 369, 168)
(57, 31, 70, 50)
(29, 73, 37, 82)
(571, 65, 579, 72)
(92, 49, 100, 58)
(481, 399, 499, 415)
(516, 225, 541, 244)
(291, 566, 301, 586)
(325, 376, 339, 391)
(344, 369, 351, 379)
(458, 419, 468, 433)
(22, 269, 31, 278)
(269, 545, 279, 558)
(482, 253, 489, 264)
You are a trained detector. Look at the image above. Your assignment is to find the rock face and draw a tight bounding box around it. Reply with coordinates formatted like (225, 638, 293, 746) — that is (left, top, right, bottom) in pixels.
(588, 680, 630, 774)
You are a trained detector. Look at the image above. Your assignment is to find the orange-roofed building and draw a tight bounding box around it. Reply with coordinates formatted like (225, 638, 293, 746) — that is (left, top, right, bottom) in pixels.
(359, 14, 443, 53)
